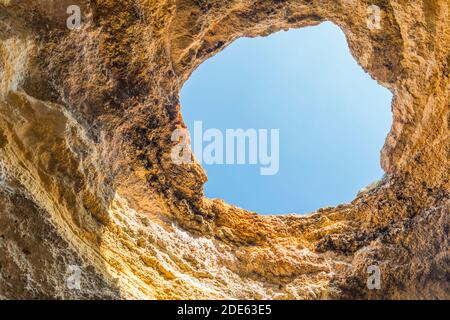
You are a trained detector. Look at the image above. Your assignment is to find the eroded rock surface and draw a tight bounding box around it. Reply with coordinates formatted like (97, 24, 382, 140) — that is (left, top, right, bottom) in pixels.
(0, 0, 448, 299)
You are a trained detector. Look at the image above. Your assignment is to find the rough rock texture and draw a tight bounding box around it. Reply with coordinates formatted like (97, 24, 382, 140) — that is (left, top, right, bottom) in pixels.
(0, 0, 448, 299)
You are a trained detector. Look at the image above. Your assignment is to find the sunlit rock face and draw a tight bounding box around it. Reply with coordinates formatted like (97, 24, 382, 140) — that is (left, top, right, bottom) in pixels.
(0, 0, 448, 299)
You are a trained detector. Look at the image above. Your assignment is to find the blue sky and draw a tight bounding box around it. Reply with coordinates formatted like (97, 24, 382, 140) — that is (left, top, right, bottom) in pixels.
(180, 22, 392, 215)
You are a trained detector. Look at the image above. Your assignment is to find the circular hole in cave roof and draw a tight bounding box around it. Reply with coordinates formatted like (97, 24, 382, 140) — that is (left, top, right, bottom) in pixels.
(180, 22, 393, 215)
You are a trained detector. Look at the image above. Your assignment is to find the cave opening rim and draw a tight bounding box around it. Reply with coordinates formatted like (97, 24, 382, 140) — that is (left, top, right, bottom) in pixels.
(176, 21, 395, 216)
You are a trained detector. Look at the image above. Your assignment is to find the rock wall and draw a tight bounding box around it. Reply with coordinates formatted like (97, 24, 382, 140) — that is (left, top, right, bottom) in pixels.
(0, 0, 448, 299)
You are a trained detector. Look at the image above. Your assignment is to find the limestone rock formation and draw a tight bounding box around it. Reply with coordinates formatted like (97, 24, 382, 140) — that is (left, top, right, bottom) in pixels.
(0, 0, 448, 299)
